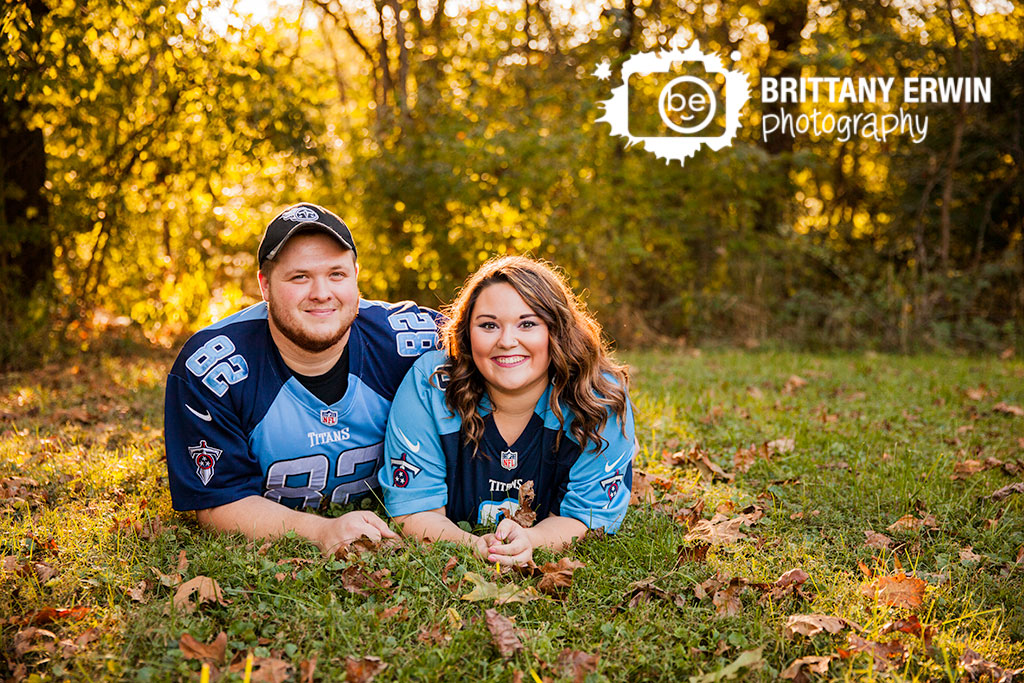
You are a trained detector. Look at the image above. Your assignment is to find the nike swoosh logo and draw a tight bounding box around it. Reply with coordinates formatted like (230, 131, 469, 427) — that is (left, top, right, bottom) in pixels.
(394, 425, 421, 453)
(186, 404, 212, 422)
(605, 448, 632, 473)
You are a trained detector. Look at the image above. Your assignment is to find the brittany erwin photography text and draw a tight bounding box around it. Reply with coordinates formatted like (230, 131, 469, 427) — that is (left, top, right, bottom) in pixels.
(760, 76, 991, 144)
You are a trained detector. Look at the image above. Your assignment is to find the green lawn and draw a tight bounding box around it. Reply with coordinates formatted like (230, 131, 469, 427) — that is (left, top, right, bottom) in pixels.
(1, 348, 1022, 681)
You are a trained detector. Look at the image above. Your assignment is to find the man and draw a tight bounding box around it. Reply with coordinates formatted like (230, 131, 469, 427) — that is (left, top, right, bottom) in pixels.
(164, 203, 439, 555)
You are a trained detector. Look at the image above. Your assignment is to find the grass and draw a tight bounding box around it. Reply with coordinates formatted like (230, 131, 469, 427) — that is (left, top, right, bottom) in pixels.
(1, 347, 1022, 681)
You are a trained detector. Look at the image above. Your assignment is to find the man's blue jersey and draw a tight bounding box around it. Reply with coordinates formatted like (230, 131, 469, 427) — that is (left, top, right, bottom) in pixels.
(165, 300, 439, 511)
(378, 350, 635, 532)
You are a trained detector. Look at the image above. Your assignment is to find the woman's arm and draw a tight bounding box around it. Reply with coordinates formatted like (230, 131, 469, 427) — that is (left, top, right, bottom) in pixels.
(485, 514, 587, 566)
(394, 507, 488, 558)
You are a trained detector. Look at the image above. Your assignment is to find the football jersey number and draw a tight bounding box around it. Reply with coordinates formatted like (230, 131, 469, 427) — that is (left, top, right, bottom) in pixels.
(263, 444, 383, 508)
(388, 311, 437, 358)
(185, 335, 249, 397)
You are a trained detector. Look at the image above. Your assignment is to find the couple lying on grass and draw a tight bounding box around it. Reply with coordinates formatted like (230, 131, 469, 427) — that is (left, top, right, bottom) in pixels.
(164, 203, 635, 567)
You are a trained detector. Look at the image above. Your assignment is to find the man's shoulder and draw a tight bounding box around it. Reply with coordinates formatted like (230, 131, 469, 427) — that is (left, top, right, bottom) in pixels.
(170, 303, 271, 377)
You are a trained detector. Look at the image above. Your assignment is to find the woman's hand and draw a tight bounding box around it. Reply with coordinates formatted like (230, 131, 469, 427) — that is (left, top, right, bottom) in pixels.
(485, 519, 535, 566)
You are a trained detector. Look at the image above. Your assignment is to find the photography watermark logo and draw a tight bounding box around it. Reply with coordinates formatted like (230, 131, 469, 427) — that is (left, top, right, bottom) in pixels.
(596, 42, 751, 165)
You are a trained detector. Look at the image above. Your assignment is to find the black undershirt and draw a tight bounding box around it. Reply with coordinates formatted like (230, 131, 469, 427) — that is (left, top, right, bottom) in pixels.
(291, 344, 350, 405)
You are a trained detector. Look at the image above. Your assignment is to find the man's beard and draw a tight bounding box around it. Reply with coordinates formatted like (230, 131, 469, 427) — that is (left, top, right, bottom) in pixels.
(268, 301, 357, 353)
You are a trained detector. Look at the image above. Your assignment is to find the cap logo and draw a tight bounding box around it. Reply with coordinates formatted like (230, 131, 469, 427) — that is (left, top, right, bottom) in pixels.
(280, 206, 320, 222)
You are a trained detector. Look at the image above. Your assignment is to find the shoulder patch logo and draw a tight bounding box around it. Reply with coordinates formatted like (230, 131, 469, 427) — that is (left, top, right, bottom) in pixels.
(320, 409, 338, 426)
(279, 206, 320, 222)
(390, 454, 423, 488)
(188, 440, 223, 486)
(500, 449, 518, 471)
(600, 471, 625, 503)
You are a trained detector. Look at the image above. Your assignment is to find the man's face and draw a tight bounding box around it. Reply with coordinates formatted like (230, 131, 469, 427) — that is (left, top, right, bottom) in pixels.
(258, 232, 359, 354)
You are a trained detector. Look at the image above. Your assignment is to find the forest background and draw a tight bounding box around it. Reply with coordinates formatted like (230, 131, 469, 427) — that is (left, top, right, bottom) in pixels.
(2, 0, 1022, 368)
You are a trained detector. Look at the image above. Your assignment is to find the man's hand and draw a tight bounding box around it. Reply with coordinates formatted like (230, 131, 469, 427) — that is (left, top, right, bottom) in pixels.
(485, 519, 535, 566)
(314, 510, 398, 557)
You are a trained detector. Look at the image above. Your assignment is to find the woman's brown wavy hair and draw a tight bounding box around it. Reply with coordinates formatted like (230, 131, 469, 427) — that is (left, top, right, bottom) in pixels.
(437, 255, 629, 456)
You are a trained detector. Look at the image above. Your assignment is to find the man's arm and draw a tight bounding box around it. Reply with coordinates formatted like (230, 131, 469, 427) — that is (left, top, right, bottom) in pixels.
(196, 495, 396, 556)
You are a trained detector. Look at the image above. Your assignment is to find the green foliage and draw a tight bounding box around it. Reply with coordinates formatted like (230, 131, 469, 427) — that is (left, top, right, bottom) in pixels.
(1, 0, 1022, 364)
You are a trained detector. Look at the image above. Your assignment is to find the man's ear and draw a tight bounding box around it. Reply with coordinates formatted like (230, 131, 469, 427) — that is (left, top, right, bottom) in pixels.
(257, 270, 270, 302)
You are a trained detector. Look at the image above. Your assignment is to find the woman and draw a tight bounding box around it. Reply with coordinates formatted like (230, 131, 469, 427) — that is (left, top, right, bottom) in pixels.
(378, 256, 635, 566)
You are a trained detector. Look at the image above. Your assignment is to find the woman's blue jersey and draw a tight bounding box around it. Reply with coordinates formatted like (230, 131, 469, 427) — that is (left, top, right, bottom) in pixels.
(165, 300, 439, 511)
(378, 350, 635, 532)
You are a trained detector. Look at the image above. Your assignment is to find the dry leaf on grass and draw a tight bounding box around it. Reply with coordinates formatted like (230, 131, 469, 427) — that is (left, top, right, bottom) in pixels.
(441, 556, 459, 588)
(861, 573, 926, 609)
(887, 514, 938, 532)
(340, 566, 393, 596)
(485, 609, 523, 658)
(179, 631, 226, 665)
(629, 470, 660, 505)
(344, 656, 386, 683)
(960, 647, 1024, 682)
(227, 656, 292, 683)
(684, 507, 763, 546)
(9, 606, 92, 626)
(536, 558, 585, 595)
(626, 577, 688, 609)
(712, 579, 743, 617)
(298, 656, 316, 683)
(781, 655, 834, 681)
(763, 568, 813, 602)
(461, 572, 542, 604)
(676, 542, 710, 565)
(863, 530, 893, 549)
(173, 576, 230, 612)
(767, 437, 796, 454)
(557, 649, 598, 683)
(783, 375, 808, 394)
(376, 604, 408, 621)
(987, 482, 1024, 502)
(959, 546, 984, 564)
(993, 402, 1024, 416)
(843, 634, 905, 672)
(668, 444, 734, 483)
(784, 614, 860, 638)
(124, 579, 149, 603)
(417, 623, 451, 645)
(951, 458, 1004, 480)
(688, 647, 765, 683)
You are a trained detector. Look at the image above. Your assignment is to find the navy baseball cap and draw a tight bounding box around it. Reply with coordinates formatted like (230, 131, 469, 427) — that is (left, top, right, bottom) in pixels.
(258, 203, 356, 265)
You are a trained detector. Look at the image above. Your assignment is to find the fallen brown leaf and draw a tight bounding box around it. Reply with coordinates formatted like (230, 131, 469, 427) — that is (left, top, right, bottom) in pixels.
(179, 631, 226, 665)
(668, 444, 734, 483)
(150, 565, 182, 588)
(124, 579, 149, 603)
(864, 530, 893, 549)
(861, 573, 926, 609)
(233, 657, 292, 683)
(676, 542, 710, 565)
(959, 546, 984, 564)
(784, 614, 859, 639)
(626, 577, 688, 608)
(340, 566, 393, 596)
(630, 470, 658, 505)
(377, 604, 408, 621)
(712, 578, 743, 617)
(11, 606, 92, 626)
(780, 655, 833, 681)
(767, 437, 796, 454)
(536, 558, 585, 595)
(961, 647, 1024, 682)
(846, 634, 905, 671)
(689, 647, 765, 683)
(502, 480, 536, 528)
(441, 555, 459, 587)
(485, 609, 523, 658)
(987, 482, 1024, 501)
(173, 576, 229, 612)
(684, 508, 762, 546)
(784, 375, 808, 394)
(887, 513, 938, 532)
(298, 656, 317, 683)
(417, 622, 451, 645)
(557, 649, 599, 683)
(993, 402, 1024, 417)
(13, 627, 57, 657)
(965, 386, 989, 401)
(343, 656, 386, 683)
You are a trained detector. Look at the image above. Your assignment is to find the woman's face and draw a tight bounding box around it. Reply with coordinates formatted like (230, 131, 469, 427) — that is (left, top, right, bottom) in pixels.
(469, 282, 550, 401)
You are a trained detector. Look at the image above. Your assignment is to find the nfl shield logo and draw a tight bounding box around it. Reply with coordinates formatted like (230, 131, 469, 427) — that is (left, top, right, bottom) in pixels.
(320, 409, 338, 426)
(500, 449, 518, 471)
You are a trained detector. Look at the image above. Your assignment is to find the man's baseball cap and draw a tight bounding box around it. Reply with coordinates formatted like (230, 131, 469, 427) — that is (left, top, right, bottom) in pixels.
(258, 203, 356, 265)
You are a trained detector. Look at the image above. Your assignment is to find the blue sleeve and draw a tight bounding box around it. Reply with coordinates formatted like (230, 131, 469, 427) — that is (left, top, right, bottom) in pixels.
(164, 370, 263, 511)
(377, 355, 451, 517)
(559, 397, 636, 533)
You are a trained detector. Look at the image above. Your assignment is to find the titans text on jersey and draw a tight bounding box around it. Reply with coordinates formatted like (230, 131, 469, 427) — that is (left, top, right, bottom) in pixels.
(165, 300, 439, 511)
(378, 350, 636, 532)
